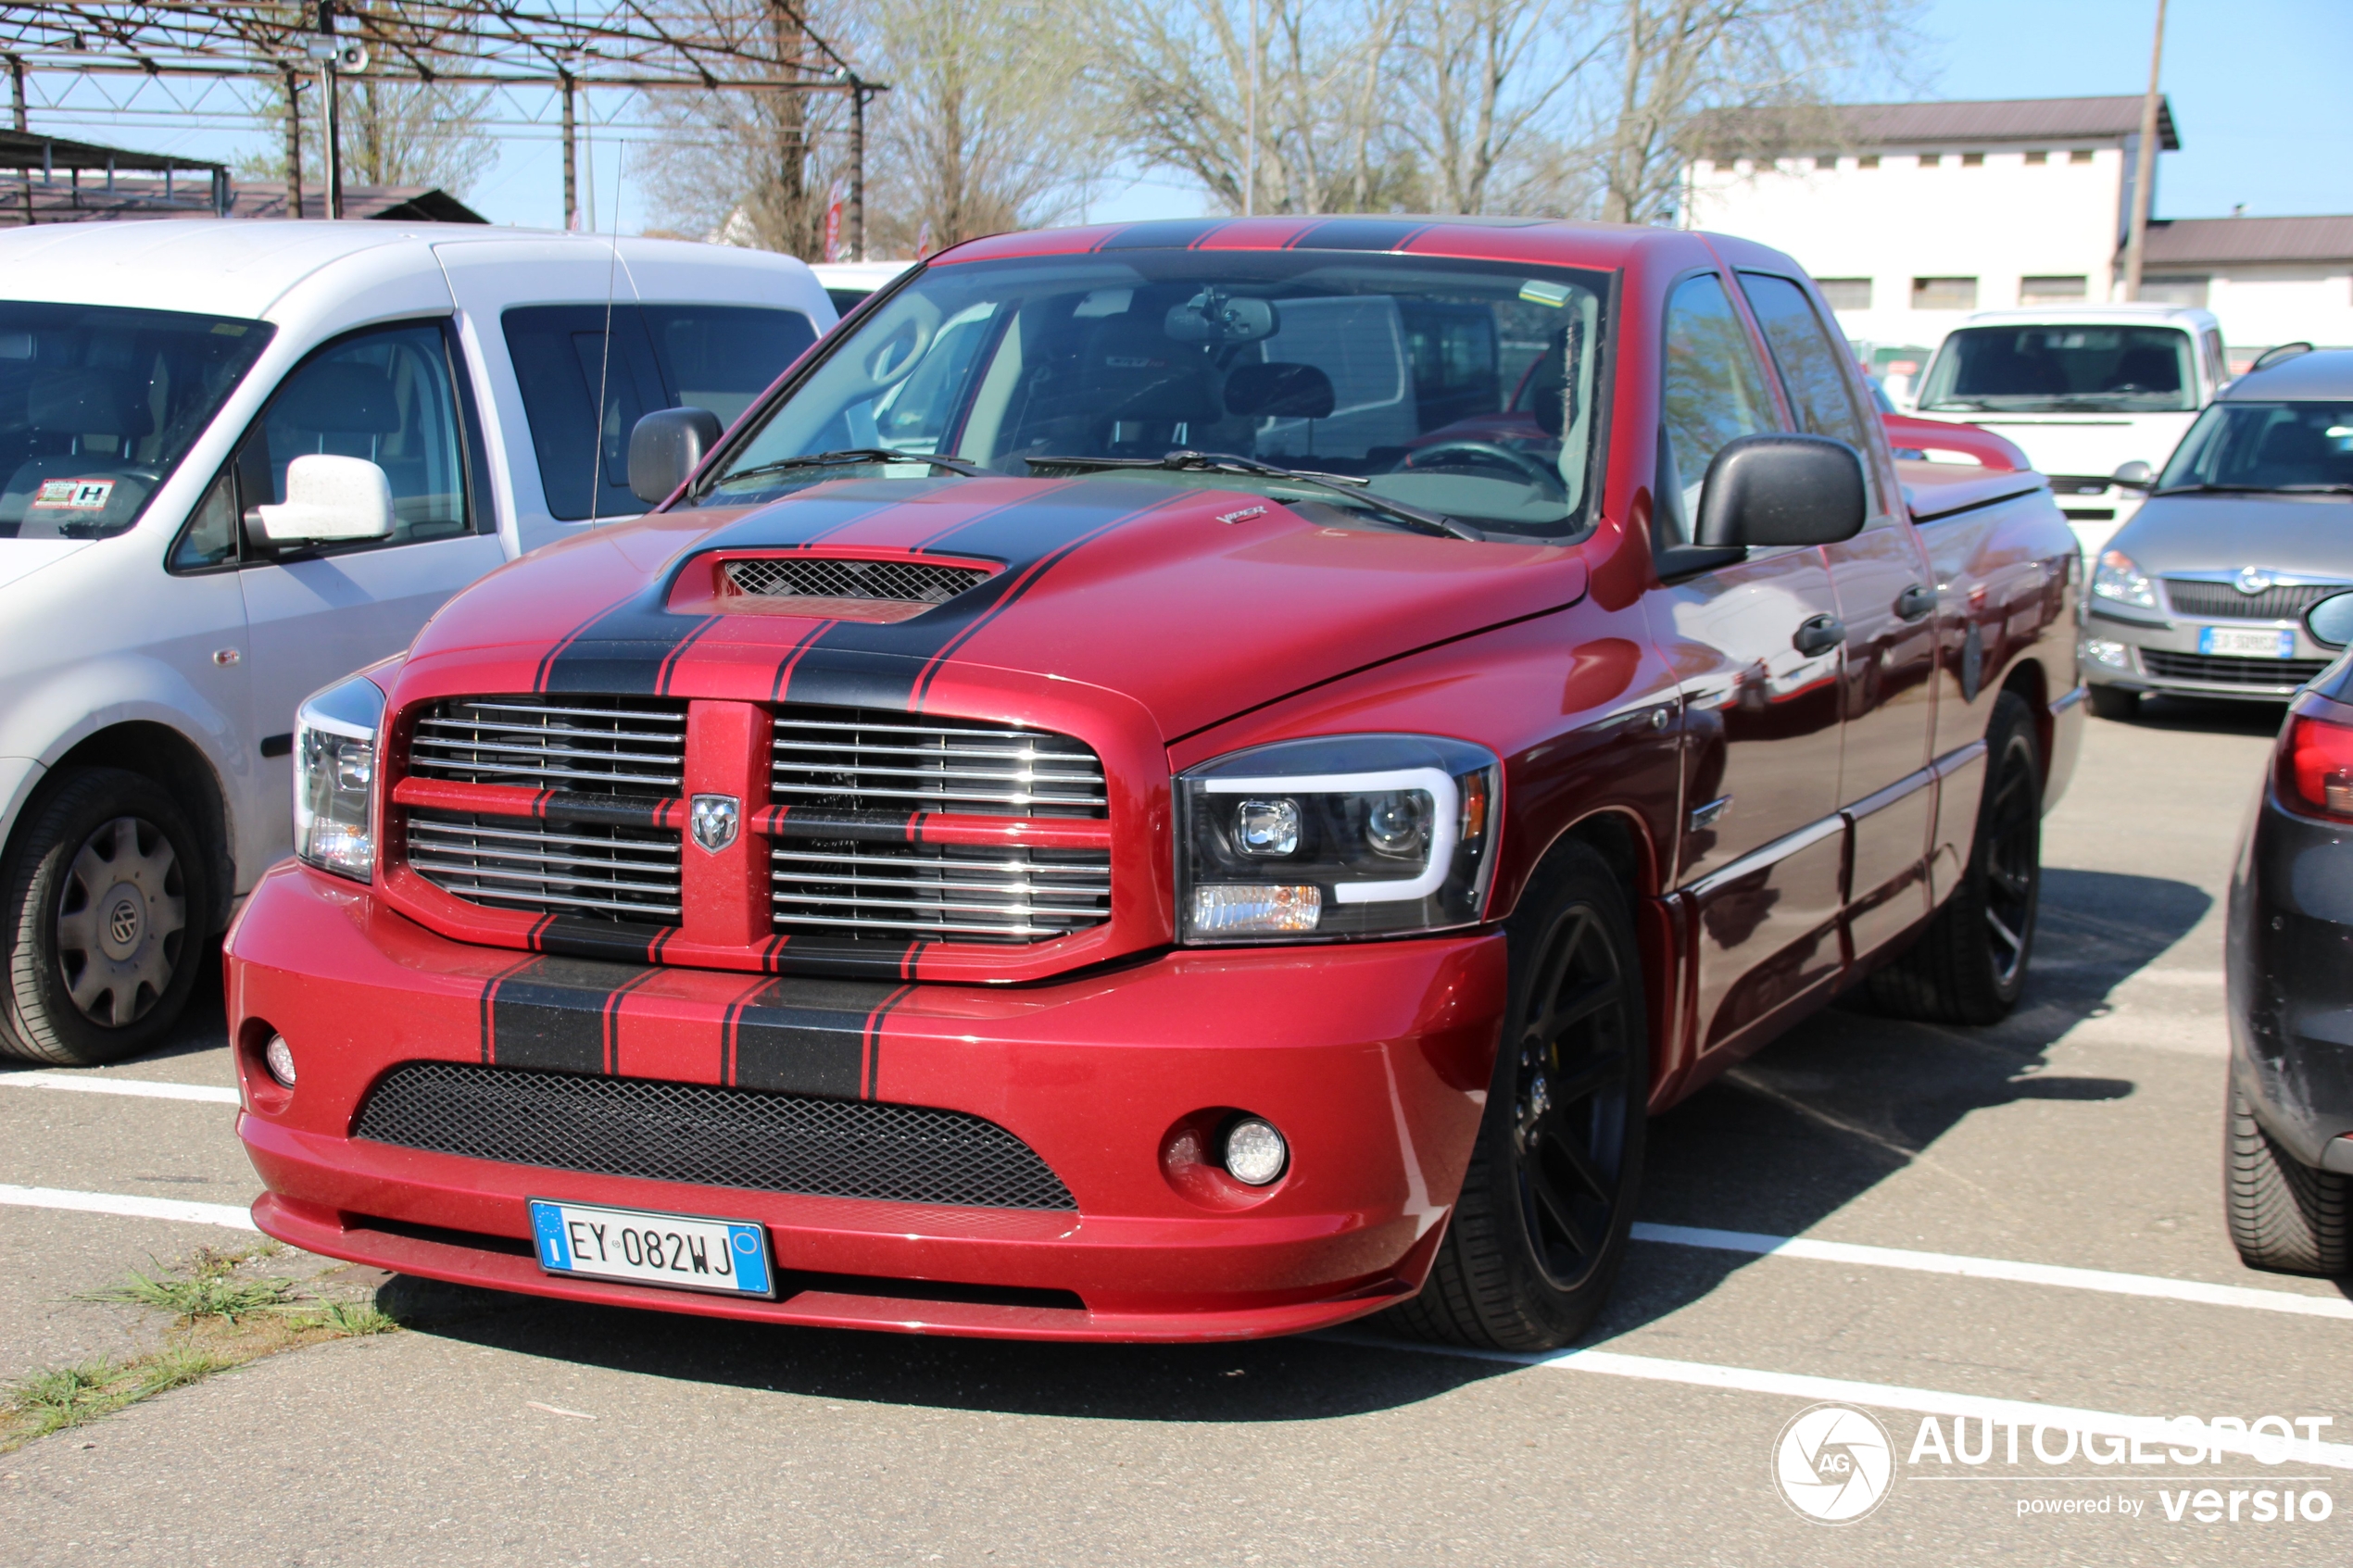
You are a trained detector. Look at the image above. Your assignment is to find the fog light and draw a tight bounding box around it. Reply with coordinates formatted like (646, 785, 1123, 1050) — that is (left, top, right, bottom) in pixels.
(1222, 1116, 1288, 1185)
(263, 1034, 296, 1088)
(2081, 637, 2130, 669)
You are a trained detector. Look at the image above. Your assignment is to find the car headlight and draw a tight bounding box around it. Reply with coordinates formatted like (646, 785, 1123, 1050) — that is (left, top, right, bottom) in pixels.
(1176, 734, 1499, 942)
(293, 674, 385, 883)
(2092, 549, 2158, 610)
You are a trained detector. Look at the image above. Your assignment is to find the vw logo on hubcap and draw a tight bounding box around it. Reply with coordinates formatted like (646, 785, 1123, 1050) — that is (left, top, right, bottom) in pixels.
(2235, 567, 2276, 596)
(107, 897, 141, 947)
(690, 794, 740, 854)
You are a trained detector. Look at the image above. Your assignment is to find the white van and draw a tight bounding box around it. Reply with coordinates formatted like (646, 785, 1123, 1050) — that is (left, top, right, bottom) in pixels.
(1908, 303, 2228, 558)
(0, 220, 830, 1063)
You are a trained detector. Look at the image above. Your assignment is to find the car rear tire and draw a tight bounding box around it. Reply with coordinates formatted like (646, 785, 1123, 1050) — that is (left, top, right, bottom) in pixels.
(2226, 1087, 2350, 1276)
(1, 768, 209, 1066)
(1867, 691, 2043, 1025)
(1386, 841, 1648, 1351)
(2088, 685, 2139, 721)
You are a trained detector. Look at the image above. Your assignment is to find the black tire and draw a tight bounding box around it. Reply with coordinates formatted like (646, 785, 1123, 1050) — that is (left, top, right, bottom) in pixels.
(2226, 1086, 2350, 1276)
(1386, 841, 1648, 1350)
(1, 768, 210, 1066)
(1868, 690, 2043, 1025)
(2088, 684, 2139, 721)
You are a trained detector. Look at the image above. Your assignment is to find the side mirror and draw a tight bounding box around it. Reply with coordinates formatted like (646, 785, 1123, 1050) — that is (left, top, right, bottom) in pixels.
(1694, 433, 1867, 549)
(2307, 591, 2353, 651)
(627, 406, 723, 507)
(2111, 459, 2155, 490)
(255, 454, 395, 544)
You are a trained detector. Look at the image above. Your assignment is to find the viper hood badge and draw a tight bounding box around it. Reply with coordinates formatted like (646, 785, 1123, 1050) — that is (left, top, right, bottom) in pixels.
(690, 793, 740, 854)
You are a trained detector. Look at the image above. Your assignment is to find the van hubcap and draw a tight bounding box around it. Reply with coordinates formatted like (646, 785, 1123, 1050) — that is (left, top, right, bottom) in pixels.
(56, 816, 185, 1027)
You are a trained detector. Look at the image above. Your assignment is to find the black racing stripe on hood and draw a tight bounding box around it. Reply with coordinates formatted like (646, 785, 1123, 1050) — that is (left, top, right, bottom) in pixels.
(1284, 218, 1433, 252)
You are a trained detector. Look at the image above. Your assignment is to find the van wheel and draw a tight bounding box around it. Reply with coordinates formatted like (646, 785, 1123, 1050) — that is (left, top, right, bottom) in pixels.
(1386, 841, 1647, 1351)
(2226, 1087, 2349, 1276)
(1867, 692, 2043, 1025)
(2088, 685, 2138, 721)
(1, 769, 209, 1065)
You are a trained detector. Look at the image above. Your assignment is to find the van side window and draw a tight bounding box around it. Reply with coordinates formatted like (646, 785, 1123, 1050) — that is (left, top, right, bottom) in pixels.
(237, 321, 472, 552)
(1659, 273, 1776, 545)
(1737, 271, 1882, 517)
(167, 467, 240, 571)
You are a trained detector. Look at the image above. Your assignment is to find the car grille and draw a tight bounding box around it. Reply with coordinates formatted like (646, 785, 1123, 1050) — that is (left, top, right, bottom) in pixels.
(2140, 650, 2330, 687)
(724, 557, 989, 605)
(2163, 579, 2352, 621)
(351, 1060, 1076, 1210)
(404, 811, 682, 923)
(772, 842, 1112, 943)
(409, 696, 686, 796)
(770, 709, 1107, 818)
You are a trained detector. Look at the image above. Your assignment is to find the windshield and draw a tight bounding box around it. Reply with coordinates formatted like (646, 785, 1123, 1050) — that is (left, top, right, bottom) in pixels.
(1918, 324, 2196, 414)
(689, 252, 1611, 537)
(0, 302, 274, 541)
(2158, 401, 2353, 494)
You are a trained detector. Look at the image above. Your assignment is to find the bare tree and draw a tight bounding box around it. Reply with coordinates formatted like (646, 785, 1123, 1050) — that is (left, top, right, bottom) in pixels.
(237, 72, 496, 195)
(1391, 0, 1598, 214)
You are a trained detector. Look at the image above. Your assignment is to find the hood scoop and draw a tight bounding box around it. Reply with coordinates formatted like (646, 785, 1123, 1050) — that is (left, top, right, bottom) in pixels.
(693, 554, 998, 622)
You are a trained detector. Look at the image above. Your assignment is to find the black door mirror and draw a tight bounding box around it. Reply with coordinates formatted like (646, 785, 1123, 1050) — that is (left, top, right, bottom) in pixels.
(2111, 459, 2155, 490)
(2308, 591, 2353, 650)
(1694, 433, 1867, 549)
(627, 406, 723, 507)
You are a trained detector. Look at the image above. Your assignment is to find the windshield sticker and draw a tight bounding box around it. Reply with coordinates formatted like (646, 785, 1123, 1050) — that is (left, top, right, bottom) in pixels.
(1518, 280, 1573, 307)
(30, 478, 115, 510)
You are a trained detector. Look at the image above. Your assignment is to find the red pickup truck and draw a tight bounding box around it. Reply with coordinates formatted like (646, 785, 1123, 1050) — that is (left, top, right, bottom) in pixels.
(225, 217, 2083, 1350)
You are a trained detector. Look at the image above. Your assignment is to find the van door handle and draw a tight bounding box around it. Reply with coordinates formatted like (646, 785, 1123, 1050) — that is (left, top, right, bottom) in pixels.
(1793, 615, 1846, 656)
(1895, 583, 1937, 621)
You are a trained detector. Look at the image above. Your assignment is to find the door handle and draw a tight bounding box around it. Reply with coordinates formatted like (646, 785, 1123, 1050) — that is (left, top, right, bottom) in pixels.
(1894, 583, 1937, 621)
(1793, 614, 1846, 656)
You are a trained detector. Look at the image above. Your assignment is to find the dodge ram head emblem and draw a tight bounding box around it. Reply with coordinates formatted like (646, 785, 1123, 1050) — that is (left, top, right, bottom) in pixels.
(690, 794, 740, 854)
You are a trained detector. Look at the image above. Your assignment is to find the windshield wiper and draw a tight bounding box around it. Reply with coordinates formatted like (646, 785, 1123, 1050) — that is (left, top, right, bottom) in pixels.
(717, 448, 992, 485)
(1026, 450, 1485, 542)
(2158, 482, 2353, 496)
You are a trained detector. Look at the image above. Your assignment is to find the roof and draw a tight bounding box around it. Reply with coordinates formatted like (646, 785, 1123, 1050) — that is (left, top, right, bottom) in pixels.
(0, 177, 487, 228)
(2142, 215, 2353, 269)
(1696, 94, 2180, 155)
(939, 214, 1686, 271)
(0, 128, 223, 175)
(2221, 347, 2353, 401)
(1958, 304, 2219, 330)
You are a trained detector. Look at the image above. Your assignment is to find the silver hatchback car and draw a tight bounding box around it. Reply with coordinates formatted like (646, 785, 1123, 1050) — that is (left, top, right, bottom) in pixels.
(2082, 347, 2353, 715)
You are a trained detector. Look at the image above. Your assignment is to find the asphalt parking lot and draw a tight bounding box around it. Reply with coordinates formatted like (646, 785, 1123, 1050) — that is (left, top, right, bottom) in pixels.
(2, 699, 2347, 1567)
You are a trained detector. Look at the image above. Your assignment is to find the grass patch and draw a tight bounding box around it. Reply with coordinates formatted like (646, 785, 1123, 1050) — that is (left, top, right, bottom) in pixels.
(3, 1247, 397, 1453)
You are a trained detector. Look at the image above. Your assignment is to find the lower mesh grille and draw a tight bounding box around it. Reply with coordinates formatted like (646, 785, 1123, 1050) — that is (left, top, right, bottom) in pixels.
(351, 1061, 1076, 1210)
(2140, 650, 2328, 688)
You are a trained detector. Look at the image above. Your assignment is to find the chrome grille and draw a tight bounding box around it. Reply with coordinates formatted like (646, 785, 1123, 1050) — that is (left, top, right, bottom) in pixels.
(406, 811, 681, 923)
(2140, 650, 2329, 688)
(724, 557, 988, 604)
(2163, 579, 2351, 622)
(772, 842, 1111, 944)
(409, 696, 686, 796)
(770, 709, 1108, 818)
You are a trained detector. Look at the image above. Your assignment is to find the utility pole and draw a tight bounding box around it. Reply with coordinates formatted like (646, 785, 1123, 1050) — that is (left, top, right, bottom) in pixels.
(283, 69, 304, 219)
(849, 78, 866, 261)
(1244, 0, 1257, 216)
(2120, 0, 2168, 301)
(772, 2, 808, 253)
(560, 69, 577, 230)
(316, 2, 344, 220)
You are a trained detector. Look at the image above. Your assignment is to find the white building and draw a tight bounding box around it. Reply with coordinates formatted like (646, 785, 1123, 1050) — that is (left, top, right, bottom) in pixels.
(1681, 95, 2353, 371)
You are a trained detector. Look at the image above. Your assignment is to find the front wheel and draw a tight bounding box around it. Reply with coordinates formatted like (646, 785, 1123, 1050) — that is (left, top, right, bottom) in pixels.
(1388, 841, 1648, 1350)
(1, 768, 210, 1066)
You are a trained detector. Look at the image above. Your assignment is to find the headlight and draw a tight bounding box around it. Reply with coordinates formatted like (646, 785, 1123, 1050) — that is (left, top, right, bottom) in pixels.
(2092, 549, 2157, 610)
(1176, 734, 1499, 942)
(293, 674, 385, 883)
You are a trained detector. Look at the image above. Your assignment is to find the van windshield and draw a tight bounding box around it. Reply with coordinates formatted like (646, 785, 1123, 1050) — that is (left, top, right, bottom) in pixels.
(1918, 324, 2197, 414)
(0, 302, 274, 541)
(688, 252, 1612, 538)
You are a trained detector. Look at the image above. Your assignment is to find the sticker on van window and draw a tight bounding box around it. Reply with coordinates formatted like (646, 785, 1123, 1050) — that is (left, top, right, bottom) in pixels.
(1518, 280, 1573, 307)
(30, 479, 115, 510)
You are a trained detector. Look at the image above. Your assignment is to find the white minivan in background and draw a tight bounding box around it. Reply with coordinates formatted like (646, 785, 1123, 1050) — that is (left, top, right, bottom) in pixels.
(1907, 302, 2229, 558)
(0, 220, 830, 1064)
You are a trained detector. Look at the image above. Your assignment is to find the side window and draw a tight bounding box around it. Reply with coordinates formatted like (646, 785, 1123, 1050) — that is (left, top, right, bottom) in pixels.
(167, 467, 240, 571)
(1659, 273, 1777, 544)
(1738, 272, 1883, 517)
(640, 305, 816, 429)
(237, 321, 472, 551)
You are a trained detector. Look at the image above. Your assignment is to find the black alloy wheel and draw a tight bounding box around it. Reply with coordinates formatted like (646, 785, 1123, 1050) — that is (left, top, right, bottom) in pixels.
(1389, 840, 1648, 1350)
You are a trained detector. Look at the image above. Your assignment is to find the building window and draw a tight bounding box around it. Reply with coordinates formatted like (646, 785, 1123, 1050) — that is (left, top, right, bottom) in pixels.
(2139, 276, 2211, 308)
(1961, 152, 1984, 167)
(1912, 277, 1978, 311)
(1919, 153, 1942, 168)
(1813, 155, 1836, 171)
(1816, 279, 1873, 311)
(2070, 149, 2095, 164)
(2025, 150, 2048, 165)
(2020, 275, 2088, 304)
(1857, 154, 1880, 169)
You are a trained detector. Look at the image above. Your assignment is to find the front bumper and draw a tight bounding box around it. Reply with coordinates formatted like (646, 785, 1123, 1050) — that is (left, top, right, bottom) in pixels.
(2229, 771, 2353, 1173)
(2080, 608, 2332, 703)
(226, 861, 1506, 1341)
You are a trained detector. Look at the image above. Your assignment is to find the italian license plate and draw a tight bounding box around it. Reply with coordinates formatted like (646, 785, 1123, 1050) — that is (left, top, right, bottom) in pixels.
(2199, 626, 2296, 659)
(527, 1198, 774, 1298)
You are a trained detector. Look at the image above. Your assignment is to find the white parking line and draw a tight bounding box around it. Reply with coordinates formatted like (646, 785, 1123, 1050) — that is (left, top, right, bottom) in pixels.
(0, 1183, 256, 1231)
(1334, 1335, 2353, 1471)
(0, 1070, 239, 1105)
(1633, 1222, 2353, 1321)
